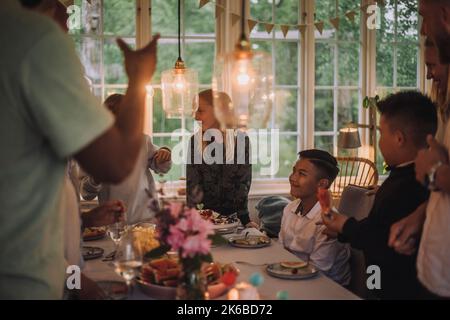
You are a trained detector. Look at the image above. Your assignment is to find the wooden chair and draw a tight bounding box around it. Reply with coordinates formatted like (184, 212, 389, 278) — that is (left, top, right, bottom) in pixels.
(331, 157, 378, 199)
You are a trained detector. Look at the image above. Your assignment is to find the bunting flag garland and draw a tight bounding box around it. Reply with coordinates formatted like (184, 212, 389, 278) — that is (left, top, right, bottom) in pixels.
(264, 23, 275, 34)
(197, 0, 384, 36)
(315, 21, 324, 35)
(280, 25, 290, 38)
(330, 17, 340, 30)
(199, 0, 209, 9)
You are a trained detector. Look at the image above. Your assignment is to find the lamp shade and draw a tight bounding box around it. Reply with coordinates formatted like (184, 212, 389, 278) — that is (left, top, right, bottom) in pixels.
(212, 47, 273, 129)
(161, 66, 199, 119)
(338, 127, 362, 149)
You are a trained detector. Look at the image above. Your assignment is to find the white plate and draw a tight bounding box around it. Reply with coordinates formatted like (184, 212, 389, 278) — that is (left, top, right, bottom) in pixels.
(266, 263, 318, 280)
(228, 235, 271, 249)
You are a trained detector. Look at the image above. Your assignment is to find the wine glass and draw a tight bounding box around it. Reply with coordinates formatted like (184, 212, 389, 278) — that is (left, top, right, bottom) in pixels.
(106, 221, 127, 260)
(113, 231, 143, 296)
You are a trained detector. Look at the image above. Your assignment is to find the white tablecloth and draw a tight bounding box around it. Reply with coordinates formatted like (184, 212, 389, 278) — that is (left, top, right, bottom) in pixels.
(83, 228, 359, 300)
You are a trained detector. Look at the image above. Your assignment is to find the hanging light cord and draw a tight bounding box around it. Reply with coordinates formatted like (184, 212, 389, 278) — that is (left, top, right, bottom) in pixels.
(178, 0, 182, 60)
(241, 0, 246, 39)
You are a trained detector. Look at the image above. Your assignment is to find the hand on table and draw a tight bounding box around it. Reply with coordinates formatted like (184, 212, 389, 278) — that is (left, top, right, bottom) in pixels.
(245, 221, 260, 229)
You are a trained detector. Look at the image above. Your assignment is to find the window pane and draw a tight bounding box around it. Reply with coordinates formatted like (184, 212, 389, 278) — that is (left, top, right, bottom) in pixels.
(397, 0, 418, 42)
(314, 135, 334, 155)
(338, 43, 359, 86)
(315, 90, 334, 132)
(337, 90, 359, 130)
(378, 0, 395, 42)
(103, 0, 135, 37)
(74, 36, 102, 85)
(252, 40, 272, 54)
(275, 135, 298, 178)
(185, 0, 215, 35)
(338, 0, 360, 41)
(153, 136, 183, 180)
(376, 42, 394, 87)
(250, 0, 272, 34)
(315, 42, 334, 86)
(274, 89, 297, 132)
(315, 0, 336, 39)
(184, 40, 215, 85)
(104, 38, 134, 84)
(397, 44, 418, 87)
(152, 40, 179, 84)
(71, 0, 101, 35)
(152, 88, 183, 133)
(274, 0, 299, 27)
(152, 0, 178, 36)
(275, 41, 298, 85)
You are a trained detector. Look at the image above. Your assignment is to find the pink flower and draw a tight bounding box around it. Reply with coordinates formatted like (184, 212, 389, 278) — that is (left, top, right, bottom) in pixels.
(181, 234, 212, 258)
(167, 224, 185, 251)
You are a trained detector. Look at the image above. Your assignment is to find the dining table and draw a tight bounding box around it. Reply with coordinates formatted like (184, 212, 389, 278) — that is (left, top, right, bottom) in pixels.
(82, 227, 360, 300)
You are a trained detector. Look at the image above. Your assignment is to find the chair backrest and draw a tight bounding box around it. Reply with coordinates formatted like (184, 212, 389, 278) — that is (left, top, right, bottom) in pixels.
(331, 157, 378, 199)
(338, 185, 376, 299)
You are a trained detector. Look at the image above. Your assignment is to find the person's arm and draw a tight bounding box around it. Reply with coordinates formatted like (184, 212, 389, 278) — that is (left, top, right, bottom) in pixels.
(74, 36, 160, 183)
(435, 164, 450, 194)
(309, 225, 341, 273)
(234, 135, 252, 226)
(186, 138, 203, 207)
(147, 137, 171, 174)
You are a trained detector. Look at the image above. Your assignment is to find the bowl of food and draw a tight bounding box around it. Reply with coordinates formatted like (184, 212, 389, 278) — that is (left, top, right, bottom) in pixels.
(136, 257, 239, 299)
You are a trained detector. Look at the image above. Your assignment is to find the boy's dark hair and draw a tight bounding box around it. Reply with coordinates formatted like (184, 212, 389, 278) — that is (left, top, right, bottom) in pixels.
(298, 149, 339, 184)
(376, 91, 437, 148)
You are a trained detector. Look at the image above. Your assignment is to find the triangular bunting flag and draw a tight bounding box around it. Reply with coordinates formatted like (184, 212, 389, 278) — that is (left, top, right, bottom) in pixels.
(345, 10, 356, 23)
(248, 19, 258, 33)
(215, 5, 224, 19)
(315, 21, 324, 35)
(199, 0, 209, 9)
(298, 24, 306, 37)
(280, 25, 290, 38)
(231, 13, 241, 26)
(330, 17, 340, 30)
(264, 23, 275, 34)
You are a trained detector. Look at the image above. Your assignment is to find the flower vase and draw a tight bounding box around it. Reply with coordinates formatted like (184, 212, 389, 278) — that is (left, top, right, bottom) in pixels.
(176, 257, 208, 300)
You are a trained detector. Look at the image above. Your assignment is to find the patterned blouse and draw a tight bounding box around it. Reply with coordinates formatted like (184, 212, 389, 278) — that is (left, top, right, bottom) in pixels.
(186, 130, 252, 225)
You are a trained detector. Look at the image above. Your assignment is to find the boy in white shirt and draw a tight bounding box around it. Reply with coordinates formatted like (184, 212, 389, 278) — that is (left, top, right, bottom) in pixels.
(279, 149, 351, 286)
(80, 94, 172, 224)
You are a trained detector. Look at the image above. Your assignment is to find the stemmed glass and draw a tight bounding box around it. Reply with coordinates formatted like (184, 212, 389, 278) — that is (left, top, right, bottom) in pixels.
(106, 221, 127, 260)
(113, 231, 143, 296)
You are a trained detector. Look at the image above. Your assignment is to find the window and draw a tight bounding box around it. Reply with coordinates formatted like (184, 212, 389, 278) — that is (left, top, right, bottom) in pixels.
(71, 0, 136, 100)
(250, 0, 301, 179)
(314, 0, 362, 157)
(375, 0, 421, 172)
(150, 0, 216, 181)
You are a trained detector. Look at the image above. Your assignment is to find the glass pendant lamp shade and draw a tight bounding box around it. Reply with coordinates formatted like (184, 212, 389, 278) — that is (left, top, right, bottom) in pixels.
(213, 41, 273, 129)
(161, 59, 199, 118)
(212, 0, 273, 130)
(160, 0, 199, 119)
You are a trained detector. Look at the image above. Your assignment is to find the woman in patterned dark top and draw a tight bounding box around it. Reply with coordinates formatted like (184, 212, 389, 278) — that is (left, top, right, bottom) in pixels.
(186, 90, 257, 228)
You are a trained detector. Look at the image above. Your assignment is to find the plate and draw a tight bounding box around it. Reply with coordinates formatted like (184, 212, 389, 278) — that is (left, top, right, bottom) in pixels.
(228, 235, 271, 248)
(82, 246, 104, 260)
(97, 280, 128, 300)
(83, 227, 106, 241)
(266, 262, 318, 280)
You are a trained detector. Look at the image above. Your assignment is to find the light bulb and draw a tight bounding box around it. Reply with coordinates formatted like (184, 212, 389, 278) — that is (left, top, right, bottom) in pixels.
(237, 72, 250, 86)
(173, 74, 186, 93)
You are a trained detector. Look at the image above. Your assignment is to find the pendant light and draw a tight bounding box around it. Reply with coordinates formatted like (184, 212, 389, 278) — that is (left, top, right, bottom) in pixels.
(161, 0, 199, 118)
(212, 0, 273, 129)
